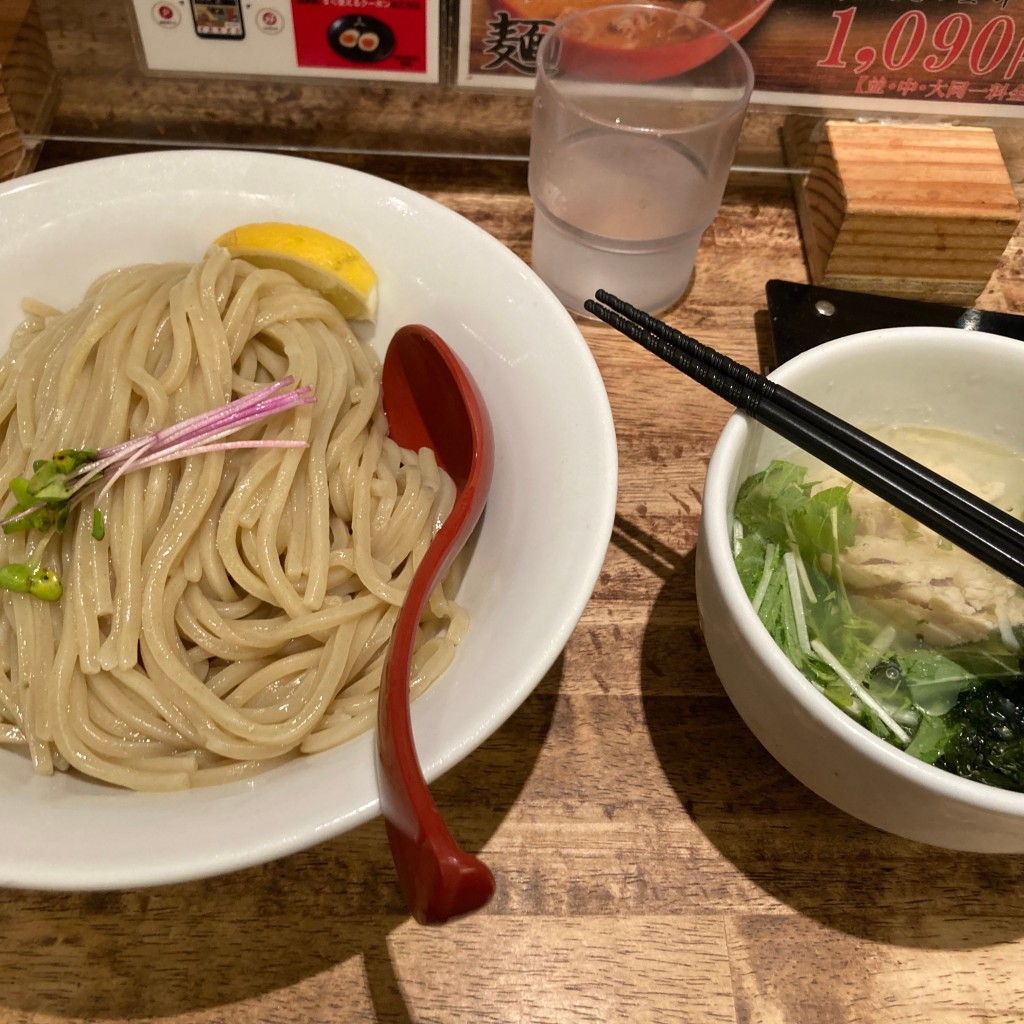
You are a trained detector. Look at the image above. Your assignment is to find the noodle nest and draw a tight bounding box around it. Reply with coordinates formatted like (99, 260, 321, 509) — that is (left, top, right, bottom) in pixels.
(0, 249, 465, 791)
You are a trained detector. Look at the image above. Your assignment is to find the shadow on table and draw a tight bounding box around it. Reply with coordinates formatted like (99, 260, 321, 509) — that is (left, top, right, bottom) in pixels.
(0, 663, 559, 1021)
(619, 512, 1024, 952)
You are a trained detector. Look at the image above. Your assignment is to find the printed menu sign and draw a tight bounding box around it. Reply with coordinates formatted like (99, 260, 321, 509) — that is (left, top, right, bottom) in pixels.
(456, 0, 1024, 116)
(133, 0, 440, 82)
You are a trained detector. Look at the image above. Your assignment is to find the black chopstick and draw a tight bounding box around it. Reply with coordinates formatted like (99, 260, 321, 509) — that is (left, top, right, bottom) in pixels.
(593, 289, 1024, 548)
(584, 290, 1024, 589)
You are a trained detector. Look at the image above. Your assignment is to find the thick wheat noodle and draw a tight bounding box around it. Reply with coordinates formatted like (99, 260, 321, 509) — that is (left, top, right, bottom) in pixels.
(0, 248, 465, 791)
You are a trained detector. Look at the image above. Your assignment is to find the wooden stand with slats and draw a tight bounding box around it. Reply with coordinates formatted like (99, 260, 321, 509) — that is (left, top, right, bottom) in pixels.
(784, 120, 1021, 305)
(0, 0, 58, 181)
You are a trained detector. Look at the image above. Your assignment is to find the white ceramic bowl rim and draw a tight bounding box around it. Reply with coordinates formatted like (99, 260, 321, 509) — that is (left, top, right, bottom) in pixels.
(0, 149, 619, 889)
(703, 326, 1024, 817)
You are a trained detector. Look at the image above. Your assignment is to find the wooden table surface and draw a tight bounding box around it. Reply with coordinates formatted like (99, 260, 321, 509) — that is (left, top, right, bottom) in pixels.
(3, 139, 1024, 1024)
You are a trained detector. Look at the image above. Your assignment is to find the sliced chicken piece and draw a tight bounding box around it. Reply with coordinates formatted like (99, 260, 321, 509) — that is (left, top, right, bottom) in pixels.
(817, 466, 1024, 647)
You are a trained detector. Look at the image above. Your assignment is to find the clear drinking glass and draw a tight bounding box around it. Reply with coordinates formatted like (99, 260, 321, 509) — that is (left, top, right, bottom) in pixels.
(528, 4, 755, 316)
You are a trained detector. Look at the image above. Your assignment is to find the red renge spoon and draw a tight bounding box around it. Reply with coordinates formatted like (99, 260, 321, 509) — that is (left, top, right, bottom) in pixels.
(376, 323, 496, 925)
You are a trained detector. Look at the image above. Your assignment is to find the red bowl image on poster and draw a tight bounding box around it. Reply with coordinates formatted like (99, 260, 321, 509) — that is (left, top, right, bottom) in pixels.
(495, 0, 772, 82)
(290, 0, 427, 73)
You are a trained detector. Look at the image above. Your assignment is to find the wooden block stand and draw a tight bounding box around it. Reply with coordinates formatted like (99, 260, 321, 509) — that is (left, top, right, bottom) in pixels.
(0, 0, 58, 181)
(785, 120, 1021, 306)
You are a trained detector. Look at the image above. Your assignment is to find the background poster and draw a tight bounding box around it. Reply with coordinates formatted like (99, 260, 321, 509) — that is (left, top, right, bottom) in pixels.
(135, 0, 440, 82)
(456, 0, 1024, 117)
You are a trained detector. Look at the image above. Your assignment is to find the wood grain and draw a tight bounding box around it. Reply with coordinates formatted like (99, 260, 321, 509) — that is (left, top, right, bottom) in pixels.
(0, 0, 57, 180)
(793, 121, 1020, 303)
(4, 141, 1024, 1024)
(6, 0, 1024, 999)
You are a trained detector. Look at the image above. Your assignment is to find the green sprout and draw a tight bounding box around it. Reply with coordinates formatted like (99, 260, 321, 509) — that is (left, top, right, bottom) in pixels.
(3, 448, 99, 536)
(0, 563, 62, 601)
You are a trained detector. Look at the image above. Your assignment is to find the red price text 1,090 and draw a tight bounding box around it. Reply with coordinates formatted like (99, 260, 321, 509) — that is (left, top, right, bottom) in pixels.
(818, 7, 1024, 78)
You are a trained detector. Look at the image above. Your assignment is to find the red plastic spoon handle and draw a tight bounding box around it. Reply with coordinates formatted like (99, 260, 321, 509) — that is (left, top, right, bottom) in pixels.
(377, 325, 496, 925)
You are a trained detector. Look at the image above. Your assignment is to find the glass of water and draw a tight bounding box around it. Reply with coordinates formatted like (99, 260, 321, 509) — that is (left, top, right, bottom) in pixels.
(528, 4, 754, 317)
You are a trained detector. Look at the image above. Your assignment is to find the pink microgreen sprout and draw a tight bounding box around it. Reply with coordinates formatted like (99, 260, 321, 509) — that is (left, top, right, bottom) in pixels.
(0, 376, 315, 600)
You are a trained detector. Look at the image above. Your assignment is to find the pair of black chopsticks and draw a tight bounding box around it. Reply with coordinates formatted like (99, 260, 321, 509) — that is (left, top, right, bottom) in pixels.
(584, 289, 1024, 589)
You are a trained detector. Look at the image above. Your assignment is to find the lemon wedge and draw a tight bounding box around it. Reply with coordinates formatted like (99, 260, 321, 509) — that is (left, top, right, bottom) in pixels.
(213, 222, 378, 322)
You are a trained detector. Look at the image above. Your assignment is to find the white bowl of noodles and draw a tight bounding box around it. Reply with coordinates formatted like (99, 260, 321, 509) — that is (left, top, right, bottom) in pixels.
(697, 325, 1024, 853)
(0, 149, 617, 889)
